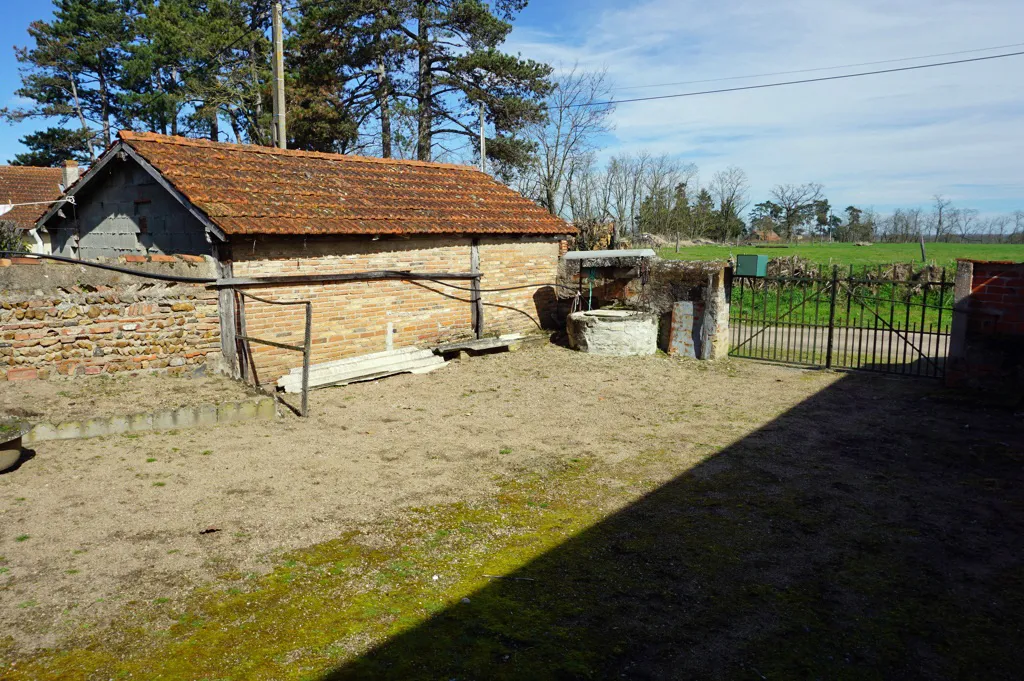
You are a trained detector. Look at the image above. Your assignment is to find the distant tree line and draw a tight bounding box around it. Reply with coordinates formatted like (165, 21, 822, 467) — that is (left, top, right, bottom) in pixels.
(510, 69, 1024, 247)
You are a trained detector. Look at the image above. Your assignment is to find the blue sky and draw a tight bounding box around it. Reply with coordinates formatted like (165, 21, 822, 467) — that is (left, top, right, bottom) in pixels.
(2, 0, 1023, 215)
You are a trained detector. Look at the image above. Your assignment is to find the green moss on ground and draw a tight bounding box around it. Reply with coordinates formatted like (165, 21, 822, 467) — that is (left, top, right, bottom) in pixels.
(2, 459, 607, 680)
(4, 386, 1022, 680)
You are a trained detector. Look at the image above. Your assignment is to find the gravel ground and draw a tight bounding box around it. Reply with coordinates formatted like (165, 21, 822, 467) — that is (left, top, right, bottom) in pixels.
(0, 371, 255, 424)
(0, 345, 833, 654)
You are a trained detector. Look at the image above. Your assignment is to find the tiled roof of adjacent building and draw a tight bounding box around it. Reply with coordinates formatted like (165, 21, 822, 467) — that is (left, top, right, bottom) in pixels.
(117, 131, 570, 237)
(0, 166, 63, 230)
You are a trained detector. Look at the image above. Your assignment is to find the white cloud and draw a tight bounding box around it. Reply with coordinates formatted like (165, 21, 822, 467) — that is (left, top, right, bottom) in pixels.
(509, 0, 1024, 213)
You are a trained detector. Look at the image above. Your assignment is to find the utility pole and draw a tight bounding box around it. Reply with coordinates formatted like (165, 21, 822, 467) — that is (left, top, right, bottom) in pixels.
(271, 1, 286, 149)
(479, 102, 486, 173)
(375, 63, 392, 158)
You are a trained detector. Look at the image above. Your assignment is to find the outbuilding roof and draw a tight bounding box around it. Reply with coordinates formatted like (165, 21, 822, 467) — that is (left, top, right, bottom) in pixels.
(0, 166, 63, 230)
(111, 131, 569, 237)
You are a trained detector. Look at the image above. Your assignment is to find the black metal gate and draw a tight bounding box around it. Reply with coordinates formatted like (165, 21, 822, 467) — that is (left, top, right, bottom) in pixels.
(729, 265, 954, 377)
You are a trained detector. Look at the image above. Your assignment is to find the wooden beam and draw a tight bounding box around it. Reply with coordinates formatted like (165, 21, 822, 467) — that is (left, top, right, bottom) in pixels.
(210, 270, 480, 289)
(213, 251, 239, 379)
(470, 238, 483, 339)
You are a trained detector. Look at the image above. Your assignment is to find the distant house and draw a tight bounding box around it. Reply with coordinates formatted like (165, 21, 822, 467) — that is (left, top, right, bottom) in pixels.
(751, 228, 781, 242)
(0, 162, 79, 253)
(36, 131, 571, 381)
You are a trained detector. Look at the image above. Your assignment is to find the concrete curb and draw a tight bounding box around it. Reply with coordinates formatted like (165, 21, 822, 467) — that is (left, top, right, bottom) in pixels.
(23, 396, 277, 444)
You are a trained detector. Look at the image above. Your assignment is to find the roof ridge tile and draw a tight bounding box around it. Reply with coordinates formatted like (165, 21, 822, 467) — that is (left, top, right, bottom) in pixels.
(118, 130, 478, 172)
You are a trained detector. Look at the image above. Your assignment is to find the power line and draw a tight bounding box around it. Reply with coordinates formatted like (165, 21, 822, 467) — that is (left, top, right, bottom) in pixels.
(571, 50, 1024, 109)
(611, 42, 1024, 91)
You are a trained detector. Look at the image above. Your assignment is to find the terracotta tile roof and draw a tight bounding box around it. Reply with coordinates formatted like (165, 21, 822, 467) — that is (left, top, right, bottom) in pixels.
(0, 166, 63, 229)
(118, 131, 571, 237)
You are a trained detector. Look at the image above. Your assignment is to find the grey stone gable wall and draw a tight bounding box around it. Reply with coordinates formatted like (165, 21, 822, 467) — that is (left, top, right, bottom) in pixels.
(46, 156, 213, 259)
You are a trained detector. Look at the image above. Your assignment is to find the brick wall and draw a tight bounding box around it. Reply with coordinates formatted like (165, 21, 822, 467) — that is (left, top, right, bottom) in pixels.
(477, 239, 560, 333)
(230, 235, 560, 383)
(0, 256, 221, 381)
(947, 260, 1024, 390)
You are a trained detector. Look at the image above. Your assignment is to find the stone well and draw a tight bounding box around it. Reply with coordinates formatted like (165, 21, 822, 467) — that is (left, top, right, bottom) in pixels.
(0, 425, 27, 473)
(567, 309, 659, 356)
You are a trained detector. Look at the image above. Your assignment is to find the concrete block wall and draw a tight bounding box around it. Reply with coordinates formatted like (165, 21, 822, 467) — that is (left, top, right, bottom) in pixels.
(0, 256, 221, 381)
(47, 156, 213, 259)
(947, 260, 1024, 390)
(230, 235, 560, 383)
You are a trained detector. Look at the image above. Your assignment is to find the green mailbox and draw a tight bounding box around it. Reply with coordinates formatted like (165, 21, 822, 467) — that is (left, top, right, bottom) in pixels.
(736, 254, 768, 277)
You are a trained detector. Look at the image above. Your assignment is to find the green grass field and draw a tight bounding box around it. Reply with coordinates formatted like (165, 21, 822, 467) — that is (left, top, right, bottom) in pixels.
(659, 242, 1024, 267)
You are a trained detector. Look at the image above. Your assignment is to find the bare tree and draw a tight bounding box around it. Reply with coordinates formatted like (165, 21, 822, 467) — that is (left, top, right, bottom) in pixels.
(604, 151, 651, 240)
(931, 195, 953, 242)
(1012, 210, 1024, 243)
(709, 166, 750, 241)
(950, 207, 980, 242)
(564, 153, 604, 224)
(644, 155, 696, 241)
(988, 215, 1010, 244)
(887, 207, 925, 242)
(769, 183, 824, 240)
(524, 65, 615, 220)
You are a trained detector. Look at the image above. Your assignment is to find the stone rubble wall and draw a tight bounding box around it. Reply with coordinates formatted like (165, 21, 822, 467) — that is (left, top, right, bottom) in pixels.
(0, 256, 221, 381)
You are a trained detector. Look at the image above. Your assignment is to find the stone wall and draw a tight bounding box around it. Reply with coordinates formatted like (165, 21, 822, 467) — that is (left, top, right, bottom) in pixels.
(229, 235, 560, 383)
(0, 255, 221, 381)
(559, 258, 730, 360)
(947, 259, 1024, 392)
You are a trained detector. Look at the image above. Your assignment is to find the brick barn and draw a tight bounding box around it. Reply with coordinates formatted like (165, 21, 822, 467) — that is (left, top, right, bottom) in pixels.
(35, 132, 570, 383)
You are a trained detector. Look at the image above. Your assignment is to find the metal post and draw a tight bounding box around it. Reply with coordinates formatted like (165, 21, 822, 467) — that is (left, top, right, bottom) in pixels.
(825, 265, 839, 368)
(271, 2, 287, 149)
(301, 301, 311, 417)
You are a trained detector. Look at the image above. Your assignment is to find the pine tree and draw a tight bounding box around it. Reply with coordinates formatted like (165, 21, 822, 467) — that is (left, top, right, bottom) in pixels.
(691, 188, 715, 239)
(288, 0, 395, 154)
(290, 0, 552, 166)
(9, 127, 93, 166)
(669, 182, 691, 250)
(123, 0, 273, 143)
(2, 0, 136, 159)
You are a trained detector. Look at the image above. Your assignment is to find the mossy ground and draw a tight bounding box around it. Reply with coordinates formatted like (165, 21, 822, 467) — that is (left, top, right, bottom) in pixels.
(2, 360, 1022, 680)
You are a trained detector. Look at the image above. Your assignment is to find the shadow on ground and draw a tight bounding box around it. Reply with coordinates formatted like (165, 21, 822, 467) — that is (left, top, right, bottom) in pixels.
(0, 448, 36, 475)
(323, 371, 1024, 680)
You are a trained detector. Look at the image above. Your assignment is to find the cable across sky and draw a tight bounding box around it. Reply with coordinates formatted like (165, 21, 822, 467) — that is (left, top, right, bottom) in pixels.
(610, 42, 1024, 91)
(570, 50, 1024, 109)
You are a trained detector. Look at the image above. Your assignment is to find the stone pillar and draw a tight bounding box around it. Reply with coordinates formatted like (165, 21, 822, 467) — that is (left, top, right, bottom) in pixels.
(946, 260, 973, 386)
(700, 266, 730, 360)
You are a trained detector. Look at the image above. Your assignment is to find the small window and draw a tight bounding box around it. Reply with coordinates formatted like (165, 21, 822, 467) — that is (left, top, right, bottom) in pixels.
(138, 216, 148, 233)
